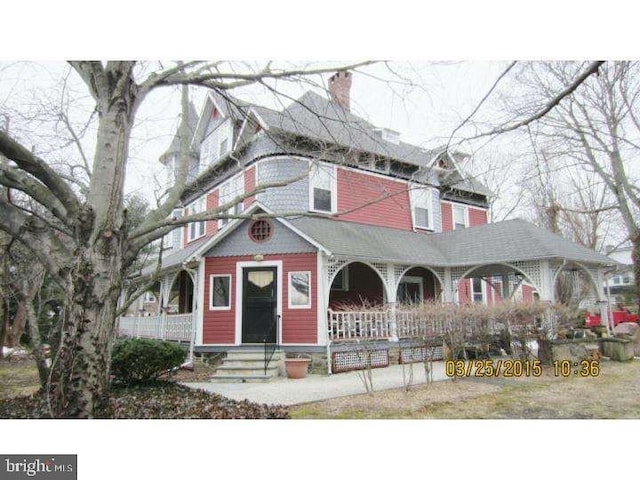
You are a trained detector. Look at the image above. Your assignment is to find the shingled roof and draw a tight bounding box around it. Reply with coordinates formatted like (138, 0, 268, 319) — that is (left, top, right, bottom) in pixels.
(287, 217, 614, 267)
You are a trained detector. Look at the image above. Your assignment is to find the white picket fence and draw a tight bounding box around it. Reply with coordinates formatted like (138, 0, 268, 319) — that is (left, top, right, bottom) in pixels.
(117, 314, 193, 342)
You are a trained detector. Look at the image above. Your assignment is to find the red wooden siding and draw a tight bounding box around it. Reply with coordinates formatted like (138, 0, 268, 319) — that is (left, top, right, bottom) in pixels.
(441, 202, 453, 232)
(203, 257, 237, 344)
(469, 207, 488, 226)
(336, 168, 413, 230)
(202, 253, 318, 345)
(244, 166, 256, 208)
(522, 284, 535, 302)
(206, 190, 219, 237)
(281, 253, 317, 344)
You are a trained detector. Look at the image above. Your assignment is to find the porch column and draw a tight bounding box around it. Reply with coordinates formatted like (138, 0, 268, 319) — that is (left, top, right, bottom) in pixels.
(386, 264, 398, 341)
(185, 264, 199, 363)
(538, 260, 555, 338)
(443, 268, 454, 303)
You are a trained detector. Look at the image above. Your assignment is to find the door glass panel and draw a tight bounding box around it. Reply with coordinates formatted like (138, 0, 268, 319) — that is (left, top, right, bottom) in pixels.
(248, 270, 274, 289)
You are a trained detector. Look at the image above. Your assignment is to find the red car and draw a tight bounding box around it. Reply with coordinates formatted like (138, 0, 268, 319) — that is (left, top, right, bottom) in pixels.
(585, 310, 640, 327)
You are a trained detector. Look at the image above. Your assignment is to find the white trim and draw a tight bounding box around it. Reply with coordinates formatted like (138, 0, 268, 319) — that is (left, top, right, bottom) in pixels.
(195, 259, 205, 345)
(316, 251, 327, 346)
(209, 274, 232, 311)
(235, 260, 283, 345)
(288, 271, 312, 309)
(308, 161, 338, 214)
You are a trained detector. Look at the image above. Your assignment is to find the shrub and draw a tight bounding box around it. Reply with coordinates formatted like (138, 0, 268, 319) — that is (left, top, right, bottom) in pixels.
(111, 338, 186, 384)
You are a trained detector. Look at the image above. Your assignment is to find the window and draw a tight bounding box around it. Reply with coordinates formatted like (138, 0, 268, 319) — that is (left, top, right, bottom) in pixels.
(410, 185, 431, 230)
(200, 120, 232, 166)
(613, 276, 621, 285)
(398, 276, 423, 304)
(218, 174, 245, 229)
(331, 266, 349, 291)
(309, 163, 336, 213)
(471, 277, 484, 303)
(210, 275, 231, 310)
(187, 197, 206, 241)
(622, 274, 631, 284)
(453, 205, 467, 230)
(248, 219, 273, 243)
(289, 271, 311, 308)
(143, 292, 156, 303)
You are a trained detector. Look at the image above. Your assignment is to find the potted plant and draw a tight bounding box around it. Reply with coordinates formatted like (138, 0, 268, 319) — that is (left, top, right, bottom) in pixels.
(284, 354, 311, 379)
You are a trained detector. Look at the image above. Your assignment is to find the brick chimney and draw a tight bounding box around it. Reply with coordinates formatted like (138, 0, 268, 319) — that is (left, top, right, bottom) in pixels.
(328, 71, 352, 111)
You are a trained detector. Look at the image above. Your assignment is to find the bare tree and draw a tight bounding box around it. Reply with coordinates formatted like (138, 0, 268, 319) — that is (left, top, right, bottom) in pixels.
(516, 62, 640, 309)
(0, 60, 375, 417)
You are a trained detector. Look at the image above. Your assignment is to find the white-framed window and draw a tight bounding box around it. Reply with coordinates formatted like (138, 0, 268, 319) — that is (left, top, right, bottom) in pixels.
(218, 174, 245, 229)
(410, 185, 432, 230)
(209, 274, 232, 310)
(613, 276, 621, 285)
(398, 276, 424, 304)
(471, 277, 484, 303)
(143, 292, 156, 303)
(187, 197, 206, 241)
(288, 271, 311, 309)
(331, 265, 349, 291)
(309, 163, 336, 213)
(453, 204, 467, 230)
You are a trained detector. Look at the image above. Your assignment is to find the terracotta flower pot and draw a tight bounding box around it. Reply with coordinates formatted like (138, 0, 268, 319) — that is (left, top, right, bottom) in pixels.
(285, 358, 311, 379)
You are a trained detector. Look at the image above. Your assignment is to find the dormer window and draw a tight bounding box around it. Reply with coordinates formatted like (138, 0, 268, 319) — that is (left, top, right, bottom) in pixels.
(309, 163, 336, 213)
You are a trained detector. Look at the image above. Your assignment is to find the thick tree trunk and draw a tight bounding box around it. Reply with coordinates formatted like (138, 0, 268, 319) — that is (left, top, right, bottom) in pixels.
(47, 255, 122, 418)
(45, 63, 137, 418)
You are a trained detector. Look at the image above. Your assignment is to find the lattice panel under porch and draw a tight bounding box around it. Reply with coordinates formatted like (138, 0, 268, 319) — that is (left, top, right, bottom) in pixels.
(398, 345, 444, 364)
(331, 348, 390, 373)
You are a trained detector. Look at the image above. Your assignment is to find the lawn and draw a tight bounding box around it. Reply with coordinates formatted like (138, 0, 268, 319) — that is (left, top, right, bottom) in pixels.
(290, 358, 640, 419)
(0, 358, 288, 419)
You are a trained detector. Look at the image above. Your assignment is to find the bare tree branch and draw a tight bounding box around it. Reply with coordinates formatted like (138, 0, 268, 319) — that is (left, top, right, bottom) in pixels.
(468, 61, 605, 140)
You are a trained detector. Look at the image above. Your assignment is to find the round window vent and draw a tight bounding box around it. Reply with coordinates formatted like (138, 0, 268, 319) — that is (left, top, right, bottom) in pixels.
(248, 219, 273, 243)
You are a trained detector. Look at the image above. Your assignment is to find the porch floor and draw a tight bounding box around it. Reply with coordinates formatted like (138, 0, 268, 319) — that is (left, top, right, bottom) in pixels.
(182, 361, 448, 406)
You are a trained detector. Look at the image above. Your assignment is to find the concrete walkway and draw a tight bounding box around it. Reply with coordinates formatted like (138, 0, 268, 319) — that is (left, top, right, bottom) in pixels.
(183, 362, 449, 406)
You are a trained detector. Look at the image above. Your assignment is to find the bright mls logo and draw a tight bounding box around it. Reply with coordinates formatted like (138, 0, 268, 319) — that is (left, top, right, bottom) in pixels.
(1, 455, 76, 480)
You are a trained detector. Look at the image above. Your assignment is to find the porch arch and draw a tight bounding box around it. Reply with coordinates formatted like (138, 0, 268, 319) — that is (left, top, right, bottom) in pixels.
(552, 261, 604, 304)
(164, 269, 196, 314)
(328, 261, 389, 308)
(454, 262, 541, 304)
(394, 265, 444, 304)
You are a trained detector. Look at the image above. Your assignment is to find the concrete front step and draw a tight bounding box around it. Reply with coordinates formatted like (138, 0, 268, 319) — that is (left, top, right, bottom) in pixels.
(210, 349, 282, 382)
(224, 352, 282, 362)
(215, 365, 279, 376)
(209, 374, 277, 383)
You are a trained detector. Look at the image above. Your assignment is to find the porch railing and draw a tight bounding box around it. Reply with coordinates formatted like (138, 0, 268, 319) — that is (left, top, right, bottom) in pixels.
(117, 313, 193, 342)
(328, 309, 393, 340)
